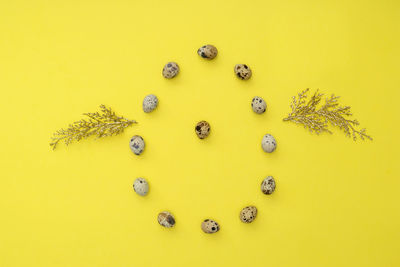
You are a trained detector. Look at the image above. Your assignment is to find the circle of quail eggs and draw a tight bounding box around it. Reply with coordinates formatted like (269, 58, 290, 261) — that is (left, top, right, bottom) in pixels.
(131, 44, 281, 233)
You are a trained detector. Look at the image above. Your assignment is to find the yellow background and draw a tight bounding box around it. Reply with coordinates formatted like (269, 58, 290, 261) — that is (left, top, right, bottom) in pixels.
(1, 0, 399, 266)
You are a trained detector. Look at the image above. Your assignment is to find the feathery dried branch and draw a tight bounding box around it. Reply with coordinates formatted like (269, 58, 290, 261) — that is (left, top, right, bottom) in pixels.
(50, 105, 137, 150)
(283, 88, 372, 141)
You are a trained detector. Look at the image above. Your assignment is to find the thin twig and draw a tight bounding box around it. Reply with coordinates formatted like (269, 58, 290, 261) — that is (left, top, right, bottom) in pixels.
(50, 105, 137, 150)
(283, 89, 372, 141)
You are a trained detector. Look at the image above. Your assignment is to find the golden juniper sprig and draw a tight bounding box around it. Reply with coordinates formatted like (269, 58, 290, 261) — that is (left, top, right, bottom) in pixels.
(50, 105, 137, 150)
(283, 88, 372, 141)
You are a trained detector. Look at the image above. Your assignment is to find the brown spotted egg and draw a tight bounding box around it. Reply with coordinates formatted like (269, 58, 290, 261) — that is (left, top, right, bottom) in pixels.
(201, 219, 220, 234)
(261, 134, 277, 153)
(239, 206, 258, 223)
(234, 64, 252, 80)
(197, 44, 218, 59)
(195, 121, 210, 139)
(251, 96, 267, 114)
(157, 211, 175, 228)
(261, 176, 276, 195)
(162, 62, 180, 79)
(129, 135, 145, 155)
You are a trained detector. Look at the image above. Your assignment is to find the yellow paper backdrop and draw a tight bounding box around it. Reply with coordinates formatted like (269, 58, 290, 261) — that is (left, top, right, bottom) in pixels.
(1, 0, 399, 266)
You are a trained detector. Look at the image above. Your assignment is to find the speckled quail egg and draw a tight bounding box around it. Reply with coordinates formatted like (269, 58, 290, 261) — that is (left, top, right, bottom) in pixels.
(201, 219, 220, 234)
(251, 96, 267, 114)
(162, 62, 180, 79)
(234, 64, 252, 80)
(142, 94, 158, 113)
(261, 176, 276, 195)
(157, 211, 175, 228)
(195, 121, 211, 139)
(197, 44, 218, 59)
(133, 178, 149, 196)
(261, 134, 277, 153)
(129, 135, 145, 155)
(239, 206, 258, 223)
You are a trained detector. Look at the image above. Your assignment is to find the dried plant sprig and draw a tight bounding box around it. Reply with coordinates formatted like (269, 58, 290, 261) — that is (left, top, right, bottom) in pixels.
(283, 88, 372, 141)
(50, 105, 137, 150)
